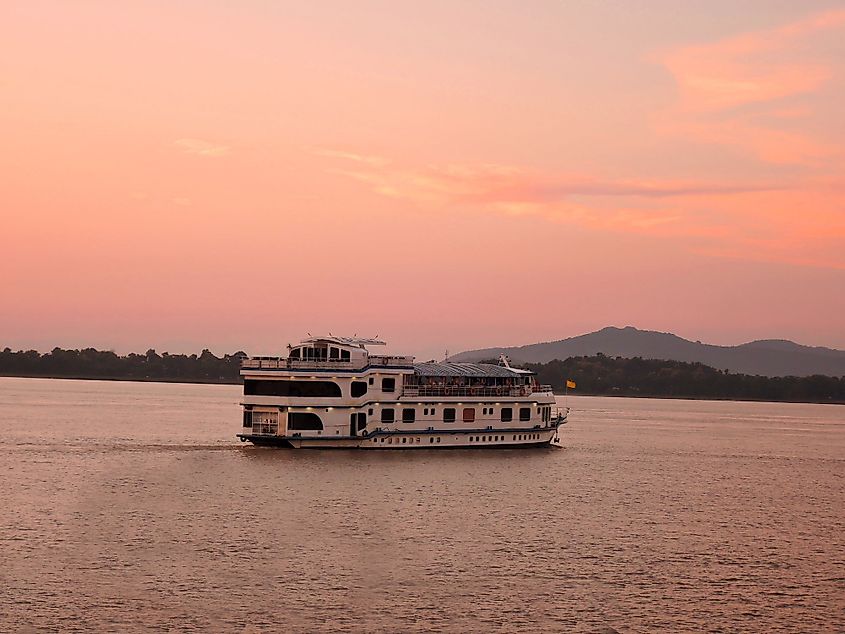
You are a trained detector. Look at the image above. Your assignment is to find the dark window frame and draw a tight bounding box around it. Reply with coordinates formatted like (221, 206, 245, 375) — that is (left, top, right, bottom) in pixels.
(244, 379, 341, 398)
(288, 412, 323, 430)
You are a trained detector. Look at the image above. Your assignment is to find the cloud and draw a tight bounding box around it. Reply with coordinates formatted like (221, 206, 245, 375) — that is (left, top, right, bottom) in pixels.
(174, 138, 230, 157)
(317, 151, 845, 269)
(310, 148, 387, 166)
(319, 153, 778, 204)
(656, 8, 845, 165)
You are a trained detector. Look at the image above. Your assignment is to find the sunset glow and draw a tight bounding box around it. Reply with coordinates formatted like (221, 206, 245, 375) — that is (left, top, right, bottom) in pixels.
(3, 1, 844, 357)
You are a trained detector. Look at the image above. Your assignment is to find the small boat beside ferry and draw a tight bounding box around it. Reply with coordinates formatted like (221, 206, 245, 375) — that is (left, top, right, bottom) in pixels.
(237, 335, 568, 449)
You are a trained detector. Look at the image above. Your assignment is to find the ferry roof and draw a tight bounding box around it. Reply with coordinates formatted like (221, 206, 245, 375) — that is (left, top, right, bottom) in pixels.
(300, 335, 386, 347)
(412, 362, 533, 378)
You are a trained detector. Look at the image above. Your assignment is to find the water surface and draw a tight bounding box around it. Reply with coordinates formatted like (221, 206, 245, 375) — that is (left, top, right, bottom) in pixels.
(0, 378, 843, 632)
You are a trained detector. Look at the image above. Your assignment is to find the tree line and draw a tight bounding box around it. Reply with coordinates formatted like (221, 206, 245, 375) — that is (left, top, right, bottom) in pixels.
(1, 347, 843, 403)
(525, 354, 845, 403)
(0, 347, 245, 383)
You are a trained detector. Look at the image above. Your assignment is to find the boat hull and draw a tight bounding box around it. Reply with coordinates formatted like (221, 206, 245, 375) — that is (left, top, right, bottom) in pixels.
(238, 424, 565, 449)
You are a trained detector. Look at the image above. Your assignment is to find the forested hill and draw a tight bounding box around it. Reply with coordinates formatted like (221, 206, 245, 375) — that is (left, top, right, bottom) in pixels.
(526, 355, 844, 404)
(1, 347, 843, 403)
(0, 347, 244, 384)
(454, 326, 845, 377)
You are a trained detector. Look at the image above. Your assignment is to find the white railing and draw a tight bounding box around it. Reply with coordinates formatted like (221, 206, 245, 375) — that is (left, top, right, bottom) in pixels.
(401, 383, 555, 398)
(368, 355, 415, 367)
(242, 355, 413, 370)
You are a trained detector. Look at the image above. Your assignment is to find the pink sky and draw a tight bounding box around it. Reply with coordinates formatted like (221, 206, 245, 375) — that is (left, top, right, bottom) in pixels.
(2, 1, 844, 358)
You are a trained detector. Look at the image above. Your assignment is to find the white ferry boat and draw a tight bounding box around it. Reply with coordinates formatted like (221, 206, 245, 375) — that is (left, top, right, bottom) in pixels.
(237, 336, 568, 449)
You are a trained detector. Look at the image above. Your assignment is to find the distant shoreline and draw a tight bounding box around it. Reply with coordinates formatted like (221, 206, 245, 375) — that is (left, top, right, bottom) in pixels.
(0, 373, 240, 385)
(2, 373, 842, 405)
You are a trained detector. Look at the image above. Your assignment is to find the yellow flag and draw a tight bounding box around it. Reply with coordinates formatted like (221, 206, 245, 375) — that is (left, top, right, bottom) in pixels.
(566, 380, 576, 389)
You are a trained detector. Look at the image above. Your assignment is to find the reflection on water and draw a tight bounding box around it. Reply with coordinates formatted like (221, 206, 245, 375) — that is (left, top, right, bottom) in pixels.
(0, 377, 843, 632)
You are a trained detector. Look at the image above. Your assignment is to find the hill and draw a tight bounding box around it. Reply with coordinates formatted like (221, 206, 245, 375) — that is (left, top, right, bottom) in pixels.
(452, 326, 845, 377)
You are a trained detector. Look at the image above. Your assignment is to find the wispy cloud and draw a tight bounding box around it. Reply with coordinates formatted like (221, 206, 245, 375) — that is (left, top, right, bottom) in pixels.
(316, 150, 844, 269)
(174, 138, 230, 157)
(656, 9, 845, 165)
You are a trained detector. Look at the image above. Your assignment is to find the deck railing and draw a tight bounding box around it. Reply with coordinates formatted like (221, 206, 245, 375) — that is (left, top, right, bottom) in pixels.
(242, 355, 414, 370)
(402, 384, 554, 398)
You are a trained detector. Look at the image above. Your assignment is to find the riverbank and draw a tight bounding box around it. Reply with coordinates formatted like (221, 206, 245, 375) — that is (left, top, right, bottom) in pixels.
(1, 374, 842, 405)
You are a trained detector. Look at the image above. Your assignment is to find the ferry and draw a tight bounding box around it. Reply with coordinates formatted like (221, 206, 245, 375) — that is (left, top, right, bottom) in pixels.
(237, 336, 568, 449)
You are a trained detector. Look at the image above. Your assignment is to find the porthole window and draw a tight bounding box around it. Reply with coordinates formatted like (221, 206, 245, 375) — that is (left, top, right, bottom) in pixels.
(402, 437, 406, 444)
(436, 437, 440, 443)
(430, 437, 434, 443)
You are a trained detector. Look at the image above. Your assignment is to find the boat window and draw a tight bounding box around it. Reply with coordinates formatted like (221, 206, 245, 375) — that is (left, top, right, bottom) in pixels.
(500, 407, 513, 422)
(382, 377, 396, 392)
(342, 349, 350, 361)
(244, 380, 341, 397)
(350, 381, 367, 397)
(430, 408, 436, 416)
(462, 408, 475, 422)
(356, 413, 367, 431)
(402, 408, 415, 423)
(330, 347, 339, 359)
(289, 348, 301, 359)
(423, 408, 428, 415)
(368, 377, 374, 385)
(288, 412, 323, 430)
(519, 407, 531, 421)
(381, 408, 395, 423)
(443, 408, 456, 423)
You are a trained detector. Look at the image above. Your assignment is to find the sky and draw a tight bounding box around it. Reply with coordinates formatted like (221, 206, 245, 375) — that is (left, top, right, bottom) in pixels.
(2, 1, 844, 358)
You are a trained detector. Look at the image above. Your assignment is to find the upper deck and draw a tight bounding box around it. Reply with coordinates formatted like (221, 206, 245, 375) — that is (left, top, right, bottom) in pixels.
(241, 355, 415, 371)
(240, 335, 552, 395)
(241, 335, 414, 373)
